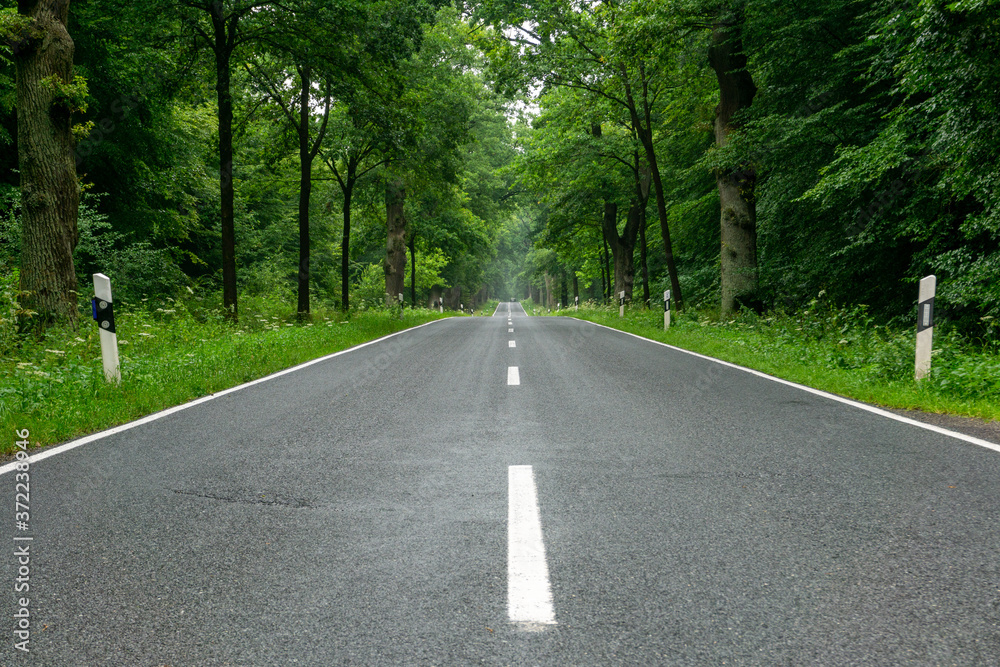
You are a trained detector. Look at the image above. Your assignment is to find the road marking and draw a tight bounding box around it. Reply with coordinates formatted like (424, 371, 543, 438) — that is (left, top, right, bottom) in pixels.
(508, 367, 520, 385)
(509, 341, 516, 348)
(509, 328, 514, 333)
(508, 465, 556, 627)
(572, 317, 1000, 454)
(0, 318, 451, 477)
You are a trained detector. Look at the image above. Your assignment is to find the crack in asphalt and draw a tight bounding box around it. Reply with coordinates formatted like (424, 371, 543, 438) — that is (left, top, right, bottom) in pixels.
(171, 488, 312, 508)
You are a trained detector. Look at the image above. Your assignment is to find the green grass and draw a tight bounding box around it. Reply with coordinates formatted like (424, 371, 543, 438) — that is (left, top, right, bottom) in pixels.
(528, 299, 1000, 423)
(474, 299, 500, 316)
(1, 299, 449, 455)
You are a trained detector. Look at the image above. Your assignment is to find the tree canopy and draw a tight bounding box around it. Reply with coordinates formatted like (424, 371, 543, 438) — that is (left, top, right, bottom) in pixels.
(1, 0, 997, 338)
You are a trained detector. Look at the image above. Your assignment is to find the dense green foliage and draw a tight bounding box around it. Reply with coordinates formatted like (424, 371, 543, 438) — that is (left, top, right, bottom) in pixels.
(474, 0, 1000, 341)
(0, 1, 520, 326)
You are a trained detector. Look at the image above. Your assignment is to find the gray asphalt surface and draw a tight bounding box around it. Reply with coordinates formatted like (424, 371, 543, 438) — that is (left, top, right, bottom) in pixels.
(4, 304, 1000, 665)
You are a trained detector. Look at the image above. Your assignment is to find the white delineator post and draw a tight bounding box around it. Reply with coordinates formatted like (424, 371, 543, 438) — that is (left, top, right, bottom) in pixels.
(92, 273, 121, 384)
(619, 290, 625, 318)
(574, 295, 578, 311)
(664, 290, 671, 330)
(915, 275, 936, 380)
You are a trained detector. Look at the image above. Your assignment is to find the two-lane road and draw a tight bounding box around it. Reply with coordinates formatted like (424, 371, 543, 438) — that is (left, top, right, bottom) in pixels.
(4, 309, 1000, 664)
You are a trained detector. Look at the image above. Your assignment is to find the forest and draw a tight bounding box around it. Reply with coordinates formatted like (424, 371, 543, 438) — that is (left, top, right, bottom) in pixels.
(3, 0, 999, 329)
(2, 1, 999, 413)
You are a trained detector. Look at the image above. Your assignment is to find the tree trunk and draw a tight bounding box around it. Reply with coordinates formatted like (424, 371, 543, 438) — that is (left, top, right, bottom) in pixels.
(602, 235, 611, 303)
(601, 200, 642, 303)
(639, 205, 650, 306)
(598, 242, 606, 303)
(384, 177, 406, 306)
(709, 9, 759, 316)
(621, 65, 684, 310)
(640, 134, 682, 311)
(408, 233, 416, 307)
(296, 64, 312, 317)
(211, 3, 238, 322)
(340, 183, 352, 311)
(14, 0, 80, 326)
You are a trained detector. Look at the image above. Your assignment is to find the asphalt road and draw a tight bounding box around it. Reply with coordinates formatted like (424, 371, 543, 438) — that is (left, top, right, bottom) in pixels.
(4, 304, 1000, 665)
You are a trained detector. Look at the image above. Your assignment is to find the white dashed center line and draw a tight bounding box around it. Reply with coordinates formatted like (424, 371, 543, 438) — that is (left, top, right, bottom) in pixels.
(507, 366, 520, 385)
(508, 328, 514, 333)
(509, 340, 516, 348)
(508, 465, 556, 627)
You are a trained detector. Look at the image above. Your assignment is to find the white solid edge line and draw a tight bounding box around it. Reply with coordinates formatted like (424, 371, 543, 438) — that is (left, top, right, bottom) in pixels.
(0, 318, 452, 477)
(570, 317, 1000, 455)
(508, 366, 520, 385)
(492, 301, 504, 317)
(508, 465, 556, 626)
(509, 341, 516, 348)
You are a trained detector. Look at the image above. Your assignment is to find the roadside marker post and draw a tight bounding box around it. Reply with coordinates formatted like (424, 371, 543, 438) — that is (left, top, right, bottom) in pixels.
(619, 291, 625, 318)
(664, 290, 671, 330)
(574, 296, 578, 311)
(439, 300, 443, 314)
(398, 293, 403, 307)
(915, 275, 936, 380)
(91, 273, 121, 384)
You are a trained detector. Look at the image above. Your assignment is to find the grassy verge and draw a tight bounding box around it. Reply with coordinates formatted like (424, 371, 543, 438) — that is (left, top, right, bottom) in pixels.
(529, 300, 1000, 423)
(475, 299, 500, 316)
(1, 301, 448, 455)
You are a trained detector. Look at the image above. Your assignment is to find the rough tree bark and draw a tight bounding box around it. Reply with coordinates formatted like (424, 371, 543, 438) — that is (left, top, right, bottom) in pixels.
(408, 233, 416, 307)
(295, 76, 312, 317)
(384, 177, 406, 306)
(597, 240, 606, 302)
(709, 9, 759, 316)
(637, 160, 651, 305)
(340, 181, 353, 310)
(602, 235, 611, 303)
(209, 1, 239, 321)
(12, 0, 80, 326)
(601, 200, 642, 303)
(639, 207, 650, 306)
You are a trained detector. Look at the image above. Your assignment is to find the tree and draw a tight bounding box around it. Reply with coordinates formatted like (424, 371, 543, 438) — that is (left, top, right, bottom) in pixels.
(383, 174, 406, 305)
(161, 0, 288, 321)
(474, 0, 687, 308)
(244, 57, 331, 316)
(706, 3, 758, 314)
(323, 108, 392, 311)
(3, 0, 82, 325)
